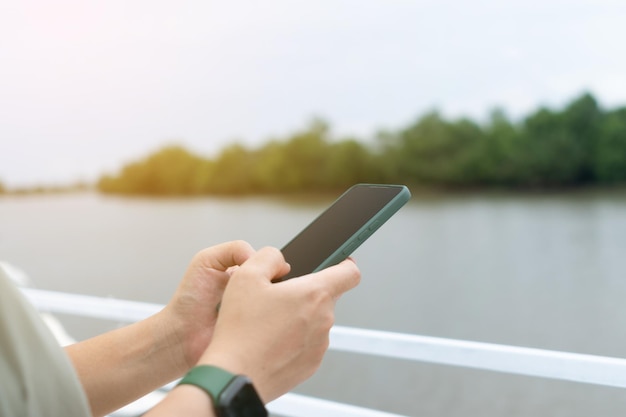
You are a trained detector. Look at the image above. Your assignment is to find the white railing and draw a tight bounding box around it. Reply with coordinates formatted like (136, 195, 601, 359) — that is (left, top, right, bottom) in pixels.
(21, 288, 626, 416)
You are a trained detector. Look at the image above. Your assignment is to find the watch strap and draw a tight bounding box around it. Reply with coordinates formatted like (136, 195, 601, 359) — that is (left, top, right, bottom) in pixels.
(178, 365, 235, 403)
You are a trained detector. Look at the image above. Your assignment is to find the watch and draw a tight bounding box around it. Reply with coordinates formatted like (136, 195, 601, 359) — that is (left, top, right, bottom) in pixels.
(178, 365, 268, 417)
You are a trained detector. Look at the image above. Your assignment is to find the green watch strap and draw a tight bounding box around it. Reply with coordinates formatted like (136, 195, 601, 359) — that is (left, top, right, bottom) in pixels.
(178, 365, 235, 403)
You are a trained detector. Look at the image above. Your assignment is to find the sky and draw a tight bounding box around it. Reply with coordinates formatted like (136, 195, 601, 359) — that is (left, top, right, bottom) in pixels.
(1, 0, 626, 187)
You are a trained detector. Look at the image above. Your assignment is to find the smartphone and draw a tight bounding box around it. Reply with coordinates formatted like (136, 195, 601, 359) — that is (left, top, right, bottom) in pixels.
(274, 184, 411, 282)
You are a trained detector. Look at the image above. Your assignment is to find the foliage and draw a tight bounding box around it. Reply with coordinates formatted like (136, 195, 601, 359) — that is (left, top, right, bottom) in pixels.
(382, 111, 484, 186)
(98, 146, 213, 195)
(97, 92, 626, 195)
(511, 93, 600, 186)
(594, 107, 626, 183)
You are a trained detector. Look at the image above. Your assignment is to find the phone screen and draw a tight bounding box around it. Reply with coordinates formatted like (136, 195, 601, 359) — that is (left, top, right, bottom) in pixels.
(278, 184, 409, 281)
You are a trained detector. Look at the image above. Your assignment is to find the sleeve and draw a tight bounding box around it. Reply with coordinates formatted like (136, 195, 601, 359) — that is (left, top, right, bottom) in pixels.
(0, 264, 92, 417)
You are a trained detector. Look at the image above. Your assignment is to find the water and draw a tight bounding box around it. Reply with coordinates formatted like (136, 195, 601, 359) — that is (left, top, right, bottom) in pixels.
(2, 190, 626, 416)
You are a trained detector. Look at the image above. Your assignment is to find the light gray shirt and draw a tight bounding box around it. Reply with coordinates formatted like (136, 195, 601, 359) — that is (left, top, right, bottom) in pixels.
(0, 265, 91, 417)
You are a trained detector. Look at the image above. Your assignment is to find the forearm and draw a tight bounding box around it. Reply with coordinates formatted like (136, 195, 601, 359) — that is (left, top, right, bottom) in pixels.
(61, 243, 359, 416)
(65, 311, 186, 417)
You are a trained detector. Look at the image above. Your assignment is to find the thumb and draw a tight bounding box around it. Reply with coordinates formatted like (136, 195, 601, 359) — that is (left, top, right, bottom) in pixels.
(192, 240, 256, 271)
(234, 247, 291, 284)
(306, 258, 361, 298)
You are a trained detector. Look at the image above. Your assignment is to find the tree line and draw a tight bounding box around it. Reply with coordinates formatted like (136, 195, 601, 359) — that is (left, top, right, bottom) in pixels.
(97, 92, 626, 196)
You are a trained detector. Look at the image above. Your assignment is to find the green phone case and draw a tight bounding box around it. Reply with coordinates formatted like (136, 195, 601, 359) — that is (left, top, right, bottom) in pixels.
(309, 184, 411, 273)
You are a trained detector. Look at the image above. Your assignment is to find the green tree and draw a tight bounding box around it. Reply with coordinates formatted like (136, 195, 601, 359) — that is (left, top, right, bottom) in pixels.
(98, 145, 212, 195)
(517, 93, 600, 186)
(96, 91, 626, 195)
(389, 111, 484, 186)
(253, 140, 289, 193)
(594, 107, 626, 183)
(206, 143, 256, 194)
(472, 108, 523, 186)
(276, 119, 331, 191)
(252, 119, 377, 193)
(562, 92, 601, 182)
(323, 139, 381, 189)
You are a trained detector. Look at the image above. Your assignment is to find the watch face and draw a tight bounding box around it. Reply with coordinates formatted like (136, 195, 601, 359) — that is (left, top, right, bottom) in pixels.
(218, 376, 267, 417)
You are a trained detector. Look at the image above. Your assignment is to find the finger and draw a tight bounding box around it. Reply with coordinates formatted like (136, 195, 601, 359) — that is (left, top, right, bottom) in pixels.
(195, 240, 256, 271)
(235, 246, 290, 283)
(225, 265, 240, 276)
(308, 258, 361, 297)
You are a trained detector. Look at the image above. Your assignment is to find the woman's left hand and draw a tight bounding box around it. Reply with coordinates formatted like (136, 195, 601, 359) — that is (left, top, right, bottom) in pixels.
(160, 240, 256, 373)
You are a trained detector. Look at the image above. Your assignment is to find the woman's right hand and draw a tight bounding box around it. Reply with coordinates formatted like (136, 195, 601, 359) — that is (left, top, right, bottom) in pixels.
(198, 246, 361, 402)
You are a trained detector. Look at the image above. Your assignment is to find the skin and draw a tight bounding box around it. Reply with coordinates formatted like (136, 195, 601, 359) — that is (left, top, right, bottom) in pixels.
(65, 241, 361, 417)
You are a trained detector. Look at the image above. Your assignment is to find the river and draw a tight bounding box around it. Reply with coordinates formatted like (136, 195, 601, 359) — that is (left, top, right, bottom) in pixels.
(2, 190, 626, 416)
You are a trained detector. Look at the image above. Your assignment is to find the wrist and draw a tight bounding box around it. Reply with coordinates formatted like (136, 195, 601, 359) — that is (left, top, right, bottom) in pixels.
(178, 365, 267, 417)
(152, 309, 194, 376)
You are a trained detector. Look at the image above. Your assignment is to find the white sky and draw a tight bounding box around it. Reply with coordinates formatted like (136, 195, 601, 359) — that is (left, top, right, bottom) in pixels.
(1, 0, 626, 187)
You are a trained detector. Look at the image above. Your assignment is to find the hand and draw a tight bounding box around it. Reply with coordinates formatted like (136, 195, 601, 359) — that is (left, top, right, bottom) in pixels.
(159, 240, 257, 374)
(198, 247, 361, 402)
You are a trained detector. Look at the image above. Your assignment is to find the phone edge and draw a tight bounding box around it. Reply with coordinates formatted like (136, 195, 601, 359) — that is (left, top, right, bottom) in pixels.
(310, 184, 411, 273)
